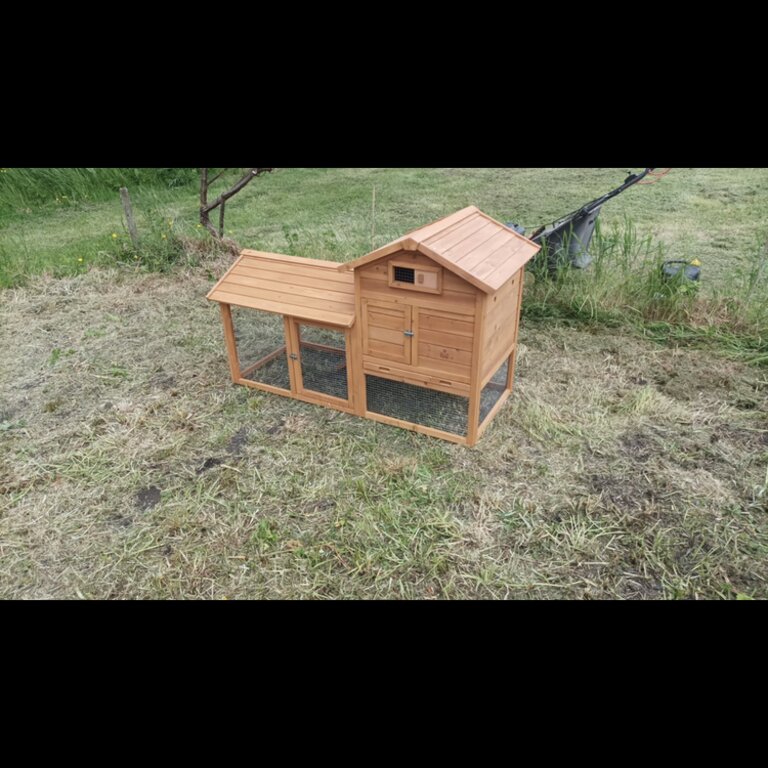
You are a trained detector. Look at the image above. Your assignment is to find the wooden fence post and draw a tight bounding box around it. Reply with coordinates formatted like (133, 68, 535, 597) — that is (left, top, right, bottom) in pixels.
(119, 187, 140, 248)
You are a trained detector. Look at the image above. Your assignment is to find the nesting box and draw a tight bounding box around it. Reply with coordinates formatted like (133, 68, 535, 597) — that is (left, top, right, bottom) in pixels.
(207, 206, 539, 445)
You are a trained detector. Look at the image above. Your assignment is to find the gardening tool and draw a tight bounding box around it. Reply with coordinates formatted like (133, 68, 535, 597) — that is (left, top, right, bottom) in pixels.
(662, 259, 701, 283)
(510, 168, 667, 272)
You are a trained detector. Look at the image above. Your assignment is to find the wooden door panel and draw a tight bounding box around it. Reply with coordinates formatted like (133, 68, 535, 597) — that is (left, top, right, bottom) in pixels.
(363, 300, 412, 365)
(413, 308, 474, 381)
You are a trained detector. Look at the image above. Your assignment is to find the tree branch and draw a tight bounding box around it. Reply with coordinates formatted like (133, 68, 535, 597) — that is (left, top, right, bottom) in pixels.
(199, 168, 273, 240)
(201, 168, 273, 214)
(206, 169, 228, 187)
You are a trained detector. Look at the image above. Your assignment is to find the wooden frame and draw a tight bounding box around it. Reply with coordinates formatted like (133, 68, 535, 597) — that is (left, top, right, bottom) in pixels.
(388, 260, 443, 295)
(363, 411, 468, 446)
(220, 303, 241, 383)
(240, 347, 287, 381)
(231, 311, 355, 414)
(465, 292, 486, 446)
(219, 285, 522, 447)
(361, 298, 413, 365)
(210, 208, 539, 447)
(291, 319, 354, 411)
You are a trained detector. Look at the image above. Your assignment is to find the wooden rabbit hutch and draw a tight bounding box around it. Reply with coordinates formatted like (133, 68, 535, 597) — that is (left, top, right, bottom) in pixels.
(207, 206, 540, 446)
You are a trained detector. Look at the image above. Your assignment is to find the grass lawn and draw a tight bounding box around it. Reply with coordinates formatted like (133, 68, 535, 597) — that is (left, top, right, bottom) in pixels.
(3, 168, 768, 287)
(1, 168, 767, 599)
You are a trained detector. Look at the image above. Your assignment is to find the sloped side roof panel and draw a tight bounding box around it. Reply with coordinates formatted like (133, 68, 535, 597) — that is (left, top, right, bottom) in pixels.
(343, 206, 540, 293)
(207, 251, 355, 327)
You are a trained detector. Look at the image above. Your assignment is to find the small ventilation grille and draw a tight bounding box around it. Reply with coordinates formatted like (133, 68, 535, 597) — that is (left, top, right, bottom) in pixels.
(393, 267, 415, 284)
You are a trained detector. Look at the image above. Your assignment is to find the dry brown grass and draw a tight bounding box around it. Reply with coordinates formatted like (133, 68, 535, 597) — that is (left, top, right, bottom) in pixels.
(1, 266, 767, 599)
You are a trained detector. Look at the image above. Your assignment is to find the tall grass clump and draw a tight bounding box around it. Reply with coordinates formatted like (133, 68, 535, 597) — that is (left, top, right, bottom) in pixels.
(0, 168, 196, 212)
(706, 234, 768, 334)
(109, 204, 214, 274)
(0, 178, 209, 288)
(526, 218, 687, 323)
(524, 219, 768, 363)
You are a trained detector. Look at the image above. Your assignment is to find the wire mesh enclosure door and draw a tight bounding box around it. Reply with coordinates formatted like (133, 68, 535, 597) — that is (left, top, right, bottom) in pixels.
(231, 307, 292, 391)
(475, 355, 513, 440)
(294, 323, 351, 408)
(479, 357, 510, 425)
(365, 374, 470, 441)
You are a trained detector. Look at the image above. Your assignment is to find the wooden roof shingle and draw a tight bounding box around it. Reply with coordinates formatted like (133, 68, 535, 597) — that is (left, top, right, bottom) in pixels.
(207, 250, 355, 327)
(343, 206, 540, 293)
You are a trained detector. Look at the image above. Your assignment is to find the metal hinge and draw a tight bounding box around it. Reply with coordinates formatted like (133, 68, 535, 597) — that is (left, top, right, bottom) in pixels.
(404, 331, 415, 338)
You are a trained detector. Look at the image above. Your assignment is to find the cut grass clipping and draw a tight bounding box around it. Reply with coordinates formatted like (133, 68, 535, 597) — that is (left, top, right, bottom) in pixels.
(1, 168, 767, 599)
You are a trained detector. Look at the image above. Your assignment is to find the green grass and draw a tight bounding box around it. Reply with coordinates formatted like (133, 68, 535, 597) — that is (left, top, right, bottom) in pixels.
(1, 167, 767, 600)
(0, 167, 204, 287)
(2, 167, 767, 285)
(524, 216, 768, 362)
(1, 268, 766, 599)
(3, 167, 766, 359)
(0, 167, 195, 211)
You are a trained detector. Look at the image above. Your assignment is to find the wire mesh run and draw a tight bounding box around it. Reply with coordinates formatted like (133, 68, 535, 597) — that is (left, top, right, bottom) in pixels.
(366, 375, 469, 437)
(298, 325, 348, 401)
(231, 307, 291, 390)
(479, 358, 510, 424)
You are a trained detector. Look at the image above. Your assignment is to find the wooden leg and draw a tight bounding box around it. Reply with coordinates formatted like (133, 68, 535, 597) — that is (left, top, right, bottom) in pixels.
(466, 391, 481, 447)
(506, 348, 516, 391)
(286, 317, 303, 393)
(351, 276, 367, 416)
(220, 303, 240, 383)
(466, 291, 486, 447)
(508, 274, 525, 392)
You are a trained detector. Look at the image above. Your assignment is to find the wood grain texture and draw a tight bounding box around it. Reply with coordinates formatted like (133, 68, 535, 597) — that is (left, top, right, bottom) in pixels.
(239, 249, 343, 270)
(219, 303, 241, 383)
(212, 291, 353, 328)
(362, 253, 476, 295)
(226, 272, 354, 304)
(480, 343, 517, 389)
(342, 206, 540, 294)
(364, 411, 468, 445)
(239, 378, 355, 415)
(362, 362, 470, 396)
(359, 279, 475, 314)
(426, 216, 491, 253)
(362, 299, 411, 365)
(208, 251, 355, 327)
(345, 207, 479, 271)
(507, 272, 526, 392)
(466, 292, 487, 447)
(418, 342, 472, 368)
(350, 272, 367, 416)
(207, 214, 530, 446)
(481, 273, 521, 380)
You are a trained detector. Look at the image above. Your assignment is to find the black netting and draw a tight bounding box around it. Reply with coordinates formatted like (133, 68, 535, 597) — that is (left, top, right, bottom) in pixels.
(231, 307, 291, 390)
(299, 325, 348, 401)
(479, 358, 510, 424)
(366, 375, 469, 436)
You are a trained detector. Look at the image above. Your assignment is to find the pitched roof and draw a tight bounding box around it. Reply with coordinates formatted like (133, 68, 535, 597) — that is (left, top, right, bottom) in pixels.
(342, 206, 540, 293)
(207, 250, 355, 327)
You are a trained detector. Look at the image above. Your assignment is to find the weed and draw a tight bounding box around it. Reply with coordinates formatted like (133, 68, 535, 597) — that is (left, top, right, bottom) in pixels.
(526, 217, 768, 366)
(1, 168, 768, 600)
